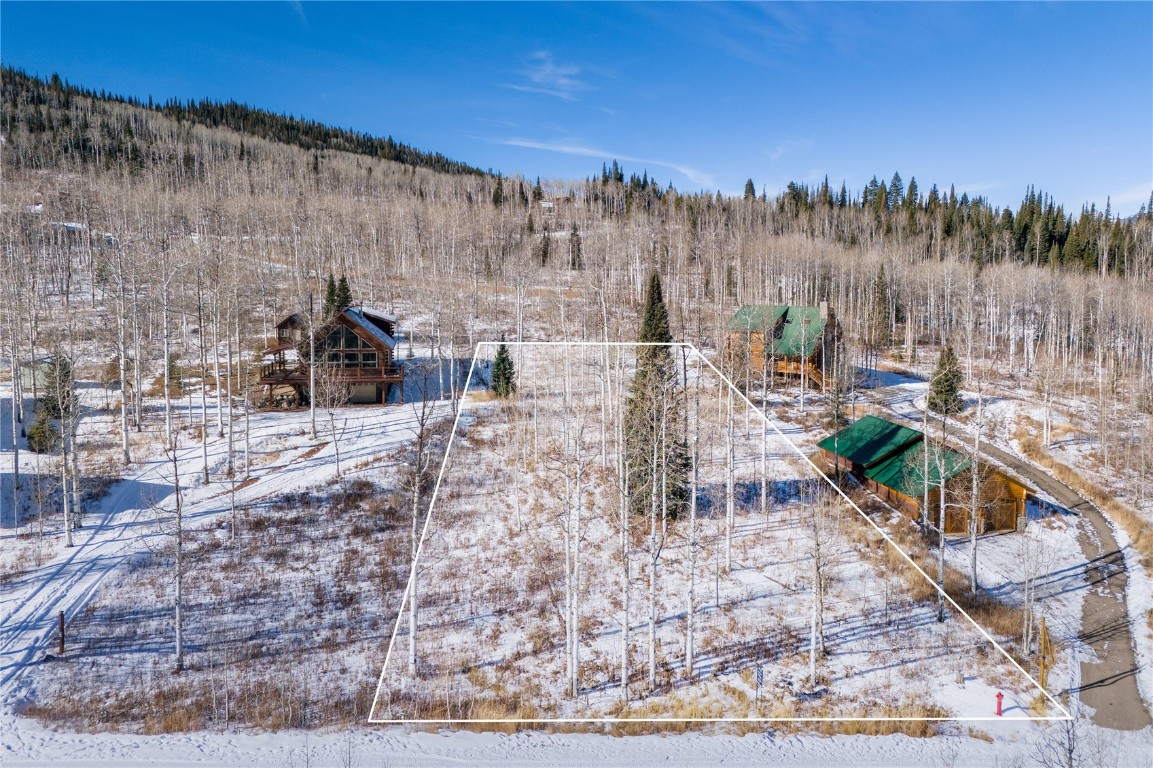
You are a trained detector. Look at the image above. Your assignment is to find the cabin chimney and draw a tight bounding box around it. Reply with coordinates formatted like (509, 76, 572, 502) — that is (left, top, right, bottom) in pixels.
(819, 301, 829, 321)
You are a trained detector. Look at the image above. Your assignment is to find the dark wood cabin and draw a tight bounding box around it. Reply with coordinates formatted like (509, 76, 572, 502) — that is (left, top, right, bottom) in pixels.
(723, 303, 839, 388)
(818, 415, 1030, 534)
(258, 307, 403, 406)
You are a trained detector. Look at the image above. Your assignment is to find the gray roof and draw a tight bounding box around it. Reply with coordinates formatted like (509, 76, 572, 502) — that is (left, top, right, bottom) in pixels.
(344, 308, 397, 350)
(359, 306, 399, 325)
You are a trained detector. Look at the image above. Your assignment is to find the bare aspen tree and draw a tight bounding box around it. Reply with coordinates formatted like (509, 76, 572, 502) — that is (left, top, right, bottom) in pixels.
(195, 269, 210, 483)
(725, 382, 735, 572)
(543, 356, 598, 698)
(313, 360, 348, 477)
(807, 488, 839, 689)
(147, 434, 188, 673)
(401, 359, 443, 677)
(683, 352, 702, 682)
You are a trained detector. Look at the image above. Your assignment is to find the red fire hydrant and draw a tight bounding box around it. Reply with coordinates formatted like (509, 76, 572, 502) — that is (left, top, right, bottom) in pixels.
(995, 691, 1004, 717)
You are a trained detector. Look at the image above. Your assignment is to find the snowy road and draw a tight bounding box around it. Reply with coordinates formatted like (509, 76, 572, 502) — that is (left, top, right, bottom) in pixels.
(0, 399, 454, 712)
(863, 374, 1153, 731)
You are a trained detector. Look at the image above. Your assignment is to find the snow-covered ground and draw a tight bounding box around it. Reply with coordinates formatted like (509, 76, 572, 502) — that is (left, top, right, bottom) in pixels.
(3, 350, 1152, 766)
(6, 714, 1153, 767)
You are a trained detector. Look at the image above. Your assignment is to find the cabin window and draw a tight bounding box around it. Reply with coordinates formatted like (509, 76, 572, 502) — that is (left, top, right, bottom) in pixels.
(361, 352, 377, 368)
(325, 325, 372, 352)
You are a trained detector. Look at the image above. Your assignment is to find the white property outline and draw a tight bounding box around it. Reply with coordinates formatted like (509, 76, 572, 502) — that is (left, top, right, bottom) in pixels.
(369, 341, 1071, 724)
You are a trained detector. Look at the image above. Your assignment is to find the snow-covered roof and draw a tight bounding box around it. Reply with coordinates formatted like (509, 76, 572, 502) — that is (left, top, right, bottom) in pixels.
(344, 308, 397, 350)
(359, 306, 399, 325)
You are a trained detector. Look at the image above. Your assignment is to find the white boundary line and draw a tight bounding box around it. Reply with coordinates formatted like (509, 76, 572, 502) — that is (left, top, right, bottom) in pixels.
(369, 341, 1071, 724)
(368, 345, 482, 724)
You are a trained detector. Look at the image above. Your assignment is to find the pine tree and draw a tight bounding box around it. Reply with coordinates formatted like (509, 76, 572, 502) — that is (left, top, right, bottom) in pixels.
(568, 221, 583, 270)
(491, 336, 517, 398)
(624, 272, 689, 517)
(888, 172, 903, 210)
(323, 273, 337, 318)
(744, 178, 756, 200)
(335, 275, 352, 311)
(38, 354, 77, 421)
(492, 175, 504, 207)
(928, 345, 964, 415)
(539, 228, 551, 266)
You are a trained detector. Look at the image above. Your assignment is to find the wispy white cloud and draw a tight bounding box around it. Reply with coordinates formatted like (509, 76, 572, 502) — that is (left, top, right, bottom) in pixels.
(766, 139, 812, 162)
(1103, 181, 1153, 210)
(507, 51, 589, 101)
(288, 0, 308, 28)
(500, 138, 717, 188)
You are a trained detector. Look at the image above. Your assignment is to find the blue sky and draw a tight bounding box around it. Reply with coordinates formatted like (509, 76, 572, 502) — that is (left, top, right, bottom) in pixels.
(3, 2, 1151, 215)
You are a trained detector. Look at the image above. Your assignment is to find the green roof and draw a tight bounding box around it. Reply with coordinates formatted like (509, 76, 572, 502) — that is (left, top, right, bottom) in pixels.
(816, 415, 922, 469)
(724, 304, 788, 331)
(864, 442, 972, 499)
(772, 306, 827, 358)
(725, 304, 828, 358)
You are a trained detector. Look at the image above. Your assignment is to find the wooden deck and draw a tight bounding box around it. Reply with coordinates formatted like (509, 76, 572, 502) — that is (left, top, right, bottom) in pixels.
(257, 363, 404, 386)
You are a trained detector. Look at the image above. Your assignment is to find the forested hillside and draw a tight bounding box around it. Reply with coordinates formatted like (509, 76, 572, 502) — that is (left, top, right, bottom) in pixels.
(2, 66, 1151, 499)
(5, 67, 1151, 278)
(1, 67, 485, 178)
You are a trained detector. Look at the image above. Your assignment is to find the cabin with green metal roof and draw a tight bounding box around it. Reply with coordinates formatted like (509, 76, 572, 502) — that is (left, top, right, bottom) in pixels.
(723, 302, 838, 387)
(815, 414, 921, 475)
(818, 415, 1030, 534)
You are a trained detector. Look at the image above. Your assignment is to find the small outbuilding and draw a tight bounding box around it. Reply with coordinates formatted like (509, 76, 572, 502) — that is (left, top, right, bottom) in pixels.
(18, 357, 55, 393)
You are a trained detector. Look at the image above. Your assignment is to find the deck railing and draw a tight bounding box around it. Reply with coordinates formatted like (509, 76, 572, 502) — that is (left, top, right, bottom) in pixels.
(259, 363, 403, 381)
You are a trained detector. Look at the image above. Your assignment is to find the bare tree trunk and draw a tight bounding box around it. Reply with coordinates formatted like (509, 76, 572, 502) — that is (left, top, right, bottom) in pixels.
(969, 389, 983, 593)
(725, 385, 734, 572)
(162, 275, 173, 445)
(197, 273, 210, 483)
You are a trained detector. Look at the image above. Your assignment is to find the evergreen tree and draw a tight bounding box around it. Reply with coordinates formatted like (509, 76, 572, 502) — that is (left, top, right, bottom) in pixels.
(492, 175, 504, 207)
(334, 275, 353, 311)
(568, 221, 583, 270)
(928, 345, 964, 416)
(904, 177, 919, 209)
(624, 272, 689, 517)
(27, 416, 59, 453)
(888, 171, 903, 210)
(323, 273, 337, 318)
(491, 336, 517, 398)
(539, 228, 551, 266)
(38, 354, 77, 421)
(744, 178, 756, 200)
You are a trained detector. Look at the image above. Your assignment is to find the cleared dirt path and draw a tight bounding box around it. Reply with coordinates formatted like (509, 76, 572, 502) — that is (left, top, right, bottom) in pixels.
(866, 382, 1151, 731)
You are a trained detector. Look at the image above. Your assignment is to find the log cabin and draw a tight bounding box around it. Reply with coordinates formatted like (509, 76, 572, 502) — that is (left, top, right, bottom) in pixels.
(817, 415, 1030, 534)
(723, 303, 839, 387)
(258, 306, 404, 406)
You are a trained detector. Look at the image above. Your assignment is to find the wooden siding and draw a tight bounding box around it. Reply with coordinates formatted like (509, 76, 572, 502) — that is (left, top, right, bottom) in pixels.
(724, 330, 826, 387)
(829, 450, 1026, 534)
